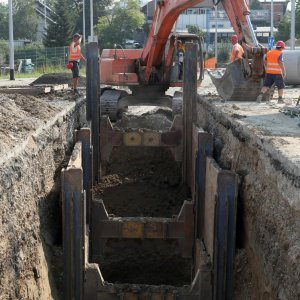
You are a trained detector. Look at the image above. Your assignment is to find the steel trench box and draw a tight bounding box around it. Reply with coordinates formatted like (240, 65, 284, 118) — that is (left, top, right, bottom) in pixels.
(90, 199, 194, 258)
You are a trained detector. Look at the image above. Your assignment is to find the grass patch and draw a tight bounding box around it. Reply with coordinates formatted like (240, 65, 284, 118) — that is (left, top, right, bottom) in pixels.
(0, 65, 86, 79)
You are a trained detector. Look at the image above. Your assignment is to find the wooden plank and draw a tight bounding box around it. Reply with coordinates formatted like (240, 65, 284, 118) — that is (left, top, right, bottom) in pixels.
(203, 157, 219, 259)
(183, 42, 197, 187)
(0, 86, 51, 95)
(52, 84, 64, 91)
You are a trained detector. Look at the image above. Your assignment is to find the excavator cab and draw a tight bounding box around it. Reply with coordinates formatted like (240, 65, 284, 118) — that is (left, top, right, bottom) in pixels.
(168, 33, 205, 87)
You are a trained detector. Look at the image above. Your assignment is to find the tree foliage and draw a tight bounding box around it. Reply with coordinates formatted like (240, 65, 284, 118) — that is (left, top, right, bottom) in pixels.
(95, 0, 144, 49)
(0, 1, 38, 41)
(0, 40, 8, 64)
(43, 0, 74, 47)
(13, 0, 38, 40)
(0, 4, 8, 40)
(275, 16, 290, 41)
(73, 0, 113, 38)
(187, 25, 205, 38)
(249, 0, 262, 9)
(296, 0, 300, 38)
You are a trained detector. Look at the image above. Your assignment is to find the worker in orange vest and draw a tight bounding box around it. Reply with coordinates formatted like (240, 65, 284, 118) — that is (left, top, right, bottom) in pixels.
(176, 40, 185, 80)
(256, 41, 286, 103)
(69, 33, 86, 94)
(230, 35, 244, 62)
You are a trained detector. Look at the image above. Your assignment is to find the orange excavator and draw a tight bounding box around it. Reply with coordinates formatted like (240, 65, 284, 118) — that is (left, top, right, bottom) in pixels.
(99, 0, 266, 119)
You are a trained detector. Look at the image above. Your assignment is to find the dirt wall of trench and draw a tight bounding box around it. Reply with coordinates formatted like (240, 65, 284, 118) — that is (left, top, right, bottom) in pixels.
(196, 96, 300, 300)
(0, 95, 86, 300)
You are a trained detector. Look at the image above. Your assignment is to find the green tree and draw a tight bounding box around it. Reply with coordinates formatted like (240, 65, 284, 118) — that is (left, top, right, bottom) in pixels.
(187, 25, 205, 38)
(296, 0, 300, 38)
(73, 0, 113, 37)
(13, 0, 38, 40)
(0, 40, 8, 64)
(43, 0, 74, 47)
(249, 0, 262, 9)
(275, 16, 290, 41)
(0, 1, 38, 40)
(95, 0, 144, 49)
(0, 4, 8, 40)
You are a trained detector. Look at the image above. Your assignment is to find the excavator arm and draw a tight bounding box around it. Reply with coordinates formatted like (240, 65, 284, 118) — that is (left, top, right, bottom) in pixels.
(140, 0, 265, 84)
(100, 0, 266, 113)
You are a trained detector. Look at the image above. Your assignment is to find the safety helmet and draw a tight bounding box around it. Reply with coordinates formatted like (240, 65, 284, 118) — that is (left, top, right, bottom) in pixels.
(276, 41, 285, 49)
(73, 33, 81, 39)
(66, 62, 73, 69)
(231, 35, 238, 43)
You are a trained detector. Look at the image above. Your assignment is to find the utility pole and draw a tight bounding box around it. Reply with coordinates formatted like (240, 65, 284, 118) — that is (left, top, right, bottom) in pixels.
(83, 0, 86, 45)
(8, 0, 14, 80)
(214, 5, 218, 66)
(90, 0, 93, 37)
(270, 0, 274, 37)
(44, 0, 47, 29)
(290, 0, 295, 49)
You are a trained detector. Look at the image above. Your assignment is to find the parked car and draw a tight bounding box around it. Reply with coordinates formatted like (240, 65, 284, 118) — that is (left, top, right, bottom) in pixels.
(125, 40, 143, 49)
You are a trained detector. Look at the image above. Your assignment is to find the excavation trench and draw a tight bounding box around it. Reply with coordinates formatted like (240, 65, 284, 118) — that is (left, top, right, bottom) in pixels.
(93, 146, 191, 286)
(1, 90, 299, 299)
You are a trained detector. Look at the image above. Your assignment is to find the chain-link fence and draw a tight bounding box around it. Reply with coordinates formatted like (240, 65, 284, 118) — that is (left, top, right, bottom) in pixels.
(12, 46, 86, 71)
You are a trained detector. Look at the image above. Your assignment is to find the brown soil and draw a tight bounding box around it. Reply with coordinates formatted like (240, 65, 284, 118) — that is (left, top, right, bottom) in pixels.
(94, 147, 185, 217)
(0, 93, 59, 158)
(93, 146, 192, 285)
(30, 73, 86, 87)
(0, 91, 85, 300)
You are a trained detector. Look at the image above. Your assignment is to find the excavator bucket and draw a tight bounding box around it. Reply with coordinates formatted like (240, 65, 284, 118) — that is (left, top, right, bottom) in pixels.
(208, 59, 262, 101)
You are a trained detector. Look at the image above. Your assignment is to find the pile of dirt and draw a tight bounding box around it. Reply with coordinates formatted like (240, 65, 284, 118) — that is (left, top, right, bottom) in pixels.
(30, 73, 86, 87)
(115, 106, 173, 130)
(0, 93, 60, 159)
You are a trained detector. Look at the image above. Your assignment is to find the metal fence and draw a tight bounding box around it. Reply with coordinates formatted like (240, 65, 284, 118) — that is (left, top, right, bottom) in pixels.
(13, 46, 86, 70)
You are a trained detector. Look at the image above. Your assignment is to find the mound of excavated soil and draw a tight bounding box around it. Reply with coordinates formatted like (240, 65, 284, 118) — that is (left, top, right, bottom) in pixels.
(115, 106, 173, 130)
(0, 94, 60, 159)
(30, 73, 86, 87)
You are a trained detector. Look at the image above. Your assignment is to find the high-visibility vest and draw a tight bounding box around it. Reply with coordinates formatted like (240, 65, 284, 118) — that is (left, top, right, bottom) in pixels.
(69, 42, 81, 61)
(230, 43, 244, 62)
(266, 49, 282, 74)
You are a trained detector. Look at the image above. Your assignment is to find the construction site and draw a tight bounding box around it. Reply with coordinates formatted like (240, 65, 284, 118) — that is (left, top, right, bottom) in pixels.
(1, 0, 300, 299)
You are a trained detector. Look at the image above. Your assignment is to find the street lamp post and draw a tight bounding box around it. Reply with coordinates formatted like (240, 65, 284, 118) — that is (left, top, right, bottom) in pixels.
(8, 0, 14, 80)
(44, 0, 47, 29)
(290, 0, 295, 49)
(214, 5, 218, 66)
(270, 0, 274, 37)
(83, 0, 86, 45)
(90, 0, 93, 37)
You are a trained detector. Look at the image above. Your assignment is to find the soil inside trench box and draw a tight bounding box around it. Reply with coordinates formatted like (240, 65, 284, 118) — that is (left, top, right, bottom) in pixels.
(93, 146, 192, 286)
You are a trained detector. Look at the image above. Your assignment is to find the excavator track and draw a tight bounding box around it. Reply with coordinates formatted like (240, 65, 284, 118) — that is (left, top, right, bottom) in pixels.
(100, 89, 122, 121)
(208, 60, 262, 101)
(172, 91, 183, 116)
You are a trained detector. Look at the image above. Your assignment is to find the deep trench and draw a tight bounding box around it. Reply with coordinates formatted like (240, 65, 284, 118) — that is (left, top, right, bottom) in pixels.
(93, 146, 192, 286)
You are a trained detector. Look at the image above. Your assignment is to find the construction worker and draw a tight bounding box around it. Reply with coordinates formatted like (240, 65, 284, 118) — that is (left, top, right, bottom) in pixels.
(176, 40, 185, 80)
(256, 41, 286, 103)
(230, 35, 244, 62)
(69, 33, 86, 94)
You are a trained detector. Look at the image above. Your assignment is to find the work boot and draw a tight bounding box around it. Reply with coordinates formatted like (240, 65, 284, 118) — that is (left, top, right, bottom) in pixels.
(256, 93, 263, 103)
(277, 97, 284, 104)
(74, 88, 79, 94)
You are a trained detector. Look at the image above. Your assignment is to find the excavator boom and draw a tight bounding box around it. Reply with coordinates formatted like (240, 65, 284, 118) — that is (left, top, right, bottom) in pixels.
(100, 0, 266, 118)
